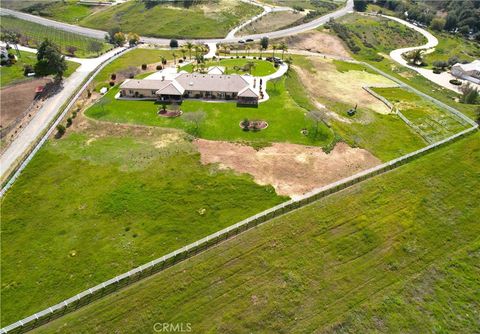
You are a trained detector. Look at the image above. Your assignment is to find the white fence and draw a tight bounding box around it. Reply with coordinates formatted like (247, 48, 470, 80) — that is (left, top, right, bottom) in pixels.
(1, 53, 479, 334)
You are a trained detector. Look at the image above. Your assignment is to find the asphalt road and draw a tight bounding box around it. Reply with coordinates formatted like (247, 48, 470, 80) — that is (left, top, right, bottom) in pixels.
(0, 0, 353, 44)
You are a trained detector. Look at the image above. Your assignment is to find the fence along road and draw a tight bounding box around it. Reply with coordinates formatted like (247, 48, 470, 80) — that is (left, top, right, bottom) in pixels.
(1, 80, 477, 333)
(0, 47, 134, 197)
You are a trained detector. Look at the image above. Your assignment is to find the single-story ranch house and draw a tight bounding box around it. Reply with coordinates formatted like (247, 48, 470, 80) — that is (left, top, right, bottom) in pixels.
(119, 73, 259, 105)
(451, 60, 480, 85)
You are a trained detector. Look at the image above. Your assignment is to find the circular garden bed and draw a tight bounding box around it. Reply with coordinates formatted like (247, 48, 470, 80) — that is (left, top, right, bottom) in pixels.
(239, 120, 268, 131)
(158, 109, 183, 118)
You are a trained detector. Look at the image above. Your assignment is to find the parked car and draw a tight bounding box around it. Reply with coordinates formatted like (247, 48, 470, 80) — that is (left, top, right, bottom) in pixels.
(238, 40, 245, 44)
(246, 38, 254, 42)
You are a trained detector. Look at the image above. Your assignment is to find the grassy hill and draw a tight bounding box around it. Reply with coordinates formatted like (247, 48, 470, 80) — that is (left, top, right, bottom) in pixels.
(79, 0, 262, 39)
(33, 132, 480, 333)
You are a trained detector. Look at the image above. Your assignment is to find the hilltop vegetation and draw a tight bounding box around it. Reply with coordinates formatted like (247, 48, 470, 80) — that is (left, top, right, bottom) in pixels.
(79, 0, 262, 39)
(34, 133, 480, 333)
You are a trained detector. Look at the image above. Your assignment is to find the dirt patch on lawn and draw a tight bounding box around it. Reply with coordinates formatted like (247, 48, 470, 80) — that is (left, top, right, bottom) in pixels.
(195, 139, 381, 197)
(293, 57, 395, 115)
(280, 31, 351, 58)
(0, 78, 51, 128)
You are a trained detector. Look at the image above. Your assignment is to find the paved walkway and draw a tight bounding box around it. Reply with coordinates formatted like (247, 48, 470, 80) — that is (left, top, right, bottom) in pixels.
(0, 46, 126, 181)
(383, 14, 479, 93)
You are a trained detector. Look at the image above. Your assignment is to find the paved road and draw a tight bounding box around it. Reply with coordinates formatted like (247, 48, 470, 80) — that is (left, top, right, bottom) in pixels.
(0, 47, 125, 181)
(0, 0, 353, 44)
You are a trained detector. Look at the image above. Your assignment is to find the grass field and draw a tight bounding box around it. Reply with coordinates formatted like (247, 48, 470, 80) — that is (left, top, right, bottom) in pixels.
(0, 50, 80, 87)
(79, 0, 262, 39)
(86, 74, 334, 148)
(260, 0, 340, 11)
(372, 87, 467, 143)
(33, 131, 480, 333)
(0, 16, 111, 58)
(0, 121, 286, 325)
(181, 58, 277, 77)
(423, 32, 480, 67)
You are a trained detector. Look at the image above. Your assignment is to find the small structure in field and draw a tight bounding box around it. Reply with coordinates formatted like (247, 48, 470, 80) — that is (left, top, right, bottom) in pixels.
(451, 60, 480, 85)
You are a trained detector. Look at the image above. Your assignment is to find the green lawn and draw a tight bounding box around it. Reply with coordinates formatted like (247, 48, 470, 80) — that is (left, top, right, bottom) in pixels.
(79, 0, 262, 39)
(372, 87, 468, 143)
(86, 74, 334, 148)
(0, 124, 285, 326)
(1, 50, 80, 87)
(423, 32, 480, 67)
(181, 58, 277, 77)
(33, 132, 480, 334)
(0, 16, 111, 58)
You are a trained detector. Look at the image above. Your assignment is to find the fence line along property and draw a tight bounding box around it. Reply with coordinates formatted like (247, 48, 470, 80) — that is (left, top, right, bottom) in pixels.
(2, 123, 477, 334)
(1, 52, 479, 333)
(0, 47, 134, 196)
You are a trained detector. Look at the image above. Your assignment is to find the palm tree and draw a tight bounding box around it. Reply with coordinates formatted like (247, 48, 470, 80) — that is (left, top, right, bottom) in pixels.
(245, 44, 251, 57)
(186, 41, 194, 60)
(258, 44, 263, 59)
(406, 49, 423, 66)
(180, 47, 187, 60)
(272, 44, 278, 58)
(194, 44, 202, 58)
(172, 52, 177, 65)
(279, 42, 288, 60)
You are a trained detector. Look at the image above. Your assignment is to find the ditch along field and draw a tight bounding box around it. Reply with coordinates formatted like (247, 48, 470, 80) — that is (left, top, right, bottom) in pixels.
(0, 16, 111, 58)
(332, 13, 480, 120)
(79, 0, 262, 39)
(33, 131, 480, 334)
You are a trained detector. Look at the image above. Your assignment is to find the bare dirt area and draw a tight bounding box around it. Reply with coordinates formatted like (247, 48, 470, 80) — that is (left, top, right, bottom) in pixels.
(279, 31, 351, 58)
(0, 78, 51, 128)
(239, 11, 306, 36)
(195, 139, 381, 197)
(293, 57, 395, 115)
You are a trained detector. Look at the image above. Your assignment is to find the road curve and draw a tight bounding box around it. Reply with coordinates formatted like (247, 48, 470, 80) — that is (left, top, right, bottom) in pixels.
(0, 0, 353, 44)
(383, 14, 468, 93)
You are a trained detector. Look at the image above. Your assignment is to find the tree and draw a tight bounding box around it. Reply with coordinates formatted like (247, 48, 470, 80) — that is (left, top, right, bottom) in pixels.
(307, 110, 325, 138)
(405, 49, 424, 66)
(475, 106, 480, 125)
(353, 0, 367, 12)
(185, 41, 194, 59)
(35, 39, 67, 79)
(260, 36, 269, 50)
(113, 32, 126, 46)
(105, 27, 121, 44)
(87, 40, 103, 56)
(272, 44, 278, 58)
(127, 32, 140, 46)
(66, 45, 77, 56)
(56, 124, 66, 137)
(430, 18, 445, 31)
(172, 52, 177, 65)
(182, 111, 206, 136)
(279, 42, 288, 59)
(460, 84, 479, 104)
(170, 39, 179, 48)
(1, 29, 21, 57)
(258, 44, 263, 58)
(245, 44, 250, 57)
(444, 13, 457, 31)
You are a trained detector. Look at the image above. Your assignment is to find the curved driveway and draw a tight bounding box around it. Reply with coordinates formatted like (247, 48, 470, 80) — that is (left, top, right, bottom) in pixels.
(384, 14, 467, 93)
